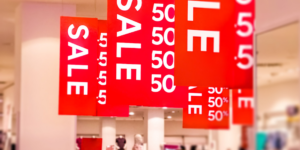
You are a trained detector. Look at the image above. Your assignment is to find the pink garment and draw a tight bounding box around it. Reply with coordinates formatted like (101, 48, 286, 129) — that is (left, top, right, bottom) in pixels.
(133, 144, 143, 150)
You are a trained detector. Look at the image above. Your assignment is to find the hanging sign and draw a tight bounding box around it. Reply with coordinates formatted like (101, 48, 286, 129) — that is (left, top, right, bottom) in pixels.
(81, 138, 102, 150)
(107, 0, 188, 108)
(183, 87, 230, 129)
(232, 89, 254, 125)
(232, 0, 255, 88)
(174, 0, 235, 87)
(59, 16, 99, 116)
(59, 17, 129, 117)
(96, 20, 129, 117)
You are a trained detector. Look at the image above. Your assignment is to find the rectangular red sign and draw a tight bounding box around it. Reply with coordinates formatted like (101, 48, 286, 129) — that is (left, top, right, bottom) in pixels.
(97, 20, 129, 117)
(174, 0, 235, 87)
(232, 0, 255, 88)
(183, 87, 230, 129)
(59, 16, 98, 115)
(81, 138, 102, 150)
(232, 89, 254, 125)
(107, 0, 188, 107)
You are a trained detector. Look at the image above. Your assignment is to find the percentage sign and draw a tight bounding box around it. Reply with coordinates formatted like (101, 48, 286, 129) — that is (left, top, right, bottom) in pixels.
(223, 97, 229, 103)
(223, 111, 229, 116)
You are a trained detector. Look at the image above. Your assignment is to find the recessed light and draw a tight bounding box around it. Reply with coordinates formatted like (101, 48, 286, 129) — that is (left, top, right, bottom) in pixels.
(129, 112, 135, 115)
(163, 107, 168, 109)
(167, 116, 172, 119)
(172, 111, 175, 113)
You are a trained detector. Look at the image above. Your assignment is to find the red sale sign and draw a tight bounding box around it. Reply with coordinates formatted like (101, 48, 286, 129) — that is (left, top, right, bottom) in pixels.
(107, 0, 188, 107)
(81, 138, 102, 150)
(183, 87, 230, 129)
(59, 16, 98, 116)
(97, 20, 129, 117)
(174, 0, 235, 87)
(232, 89, 254, 125)
(232, 0, 255, 88)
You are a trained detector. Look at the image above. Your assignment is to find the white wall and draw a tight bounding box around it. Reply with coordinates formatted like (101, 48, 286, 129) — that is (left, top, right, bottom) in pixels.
(258, 79, 299, 115)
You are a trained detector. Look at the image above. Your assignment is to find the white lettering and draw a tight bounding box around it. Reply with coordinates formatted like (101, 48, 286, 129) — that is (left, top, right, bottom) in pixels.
(68, 24, 89, 39)
(117, 15, 141, 37)
(117, 0, 142, 11)
(188, 1, 220, 21)
(116, 64, 141, 80)
(67, 65, 88, 77)
(117, 43, 141, 58)
(189, 93, 202, 102)
(187, 30, 220, 53)
(68, 42, 89, 60)
(238, 97, 254, 108)
(67, 82, 88, 95)
(188, 105, 202, 114)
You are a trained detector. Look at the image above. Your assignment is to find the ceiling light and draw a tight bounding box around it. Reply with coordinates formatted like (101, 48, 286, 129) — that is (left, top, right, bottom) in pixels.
(163, 107, 167, 109)
(167, 116, 172, 119)
(172, 111, 175, 113)
(129, 112, 135, 115)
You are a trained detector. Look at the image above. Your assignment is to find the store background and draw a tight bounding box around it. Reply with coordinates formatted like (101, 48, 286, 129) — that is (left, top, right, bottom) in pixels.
(0, 0, 299, 150)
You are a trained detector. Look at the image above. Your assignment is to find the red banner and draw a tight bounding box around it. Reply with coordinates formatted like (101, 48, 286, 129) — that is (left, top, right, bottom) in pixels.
(59, 16, 98, 115)
(183, 87, 230, 129)
(174, 0, 235, 87)
(81, 138, 102, 150)
(107, 0, 188, 107)
(97, 20, 129, 117)
(232, 89, 254, 125)
(233, 0, 255, 88)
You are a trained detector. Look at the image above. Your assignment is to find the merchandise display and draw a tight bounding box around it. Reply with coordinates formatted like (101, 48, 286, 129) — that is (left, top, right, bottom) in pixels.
(133, 134, 144, 150)
(116, 136, 127, 150)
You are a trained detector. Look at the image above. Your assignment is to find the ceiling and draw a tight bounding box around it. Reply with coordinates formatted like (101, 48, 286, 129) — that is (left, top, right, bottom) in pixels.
(0, 0, 299, 92)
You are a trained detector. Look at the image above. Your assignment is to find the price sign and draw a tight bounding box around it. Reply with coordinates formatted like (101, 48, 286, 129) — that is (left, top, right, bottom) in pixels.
(107, 0, 188, 107)
(232, 0, 255, 88)
(174, 0, 235, 87)
(183, 87, 229, 129)
(96, 20, 129, 117)
(232, 89, 254, 125)
(81, 138, 102, 150)
(59, 17, 98, 115)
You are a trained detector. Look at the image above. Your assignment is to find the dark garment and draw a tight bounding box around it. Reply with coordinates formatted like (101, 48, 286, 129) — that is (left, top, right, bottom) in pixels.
(116, 138, 126, 150)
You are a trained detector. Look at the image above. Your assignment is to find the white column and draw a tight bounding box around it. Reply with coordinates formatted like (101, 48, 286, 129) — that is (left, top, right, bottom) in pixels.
(100, 117, 116, 150)
(15, 2, 77, 150)
(144, 109, 164, 150)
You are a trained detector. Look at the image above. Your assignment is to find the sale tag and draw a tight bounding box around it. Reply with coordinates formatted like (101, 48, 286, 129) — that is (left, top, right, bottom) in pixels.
(232, 89, 254, 125)
(232, 0, 255, 88)
(81, 138, 102, 150)
(107, 0, 188, 107)
(183, 87, 230, 129)
(96, 20, 129, 117)
(174, 0, 235, 87)
(59, 16, 98, 116)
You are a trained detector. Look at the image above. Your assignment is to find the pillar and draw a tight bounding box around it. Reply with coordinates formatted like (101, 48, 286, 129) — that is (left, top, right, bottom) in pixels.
(99, 117, 116, 150)
(144, 109, 164, 150)
(15, 2, 77, 150)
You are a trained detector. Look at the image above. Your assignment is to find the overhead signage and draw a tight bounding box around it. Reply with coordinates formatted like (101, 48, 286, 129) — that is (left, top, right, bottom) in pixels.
(232, 0, 255, 88)
(174, 0, 235, 87)
(232, 89, 254, 125)
(59, 17, 128, 117)
(59, 16, 98, 116)
(96, 20, 129, 117)
(107, 0, 188, 108)
(183, 87, 230, 129)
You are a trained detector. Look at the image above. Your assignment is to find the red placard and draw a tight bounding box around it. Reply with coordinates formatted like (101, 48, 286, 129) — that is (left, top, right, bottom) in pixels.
(183, 87, 229, 129)
(81, 138, 102, 150)
(97, 20, 129, 117)
(174, 0, 235, 87)
(232, 0, 255, 88)
(59, 17, 98, 115)
(107, 0, 188, 107)
(232, 89, 254, 125)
